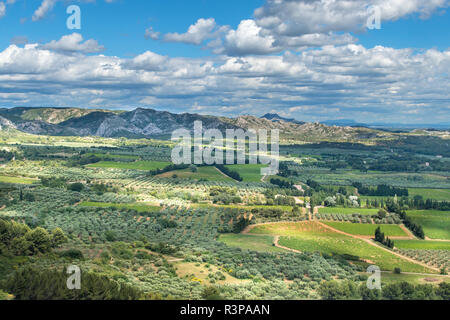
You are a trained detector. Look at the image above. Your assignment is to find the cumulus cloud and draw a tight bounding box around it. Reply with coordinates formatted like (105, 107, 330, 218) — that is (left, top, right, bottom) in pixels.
(124, 51, 168, 71)
(219, 20, 277, 56)
(0, 38, 449, 123)
(41, 33, 105, 54)
(209, 0, 448, 55)
(254, 0, 448, 36)
(164, 18, 228, 45)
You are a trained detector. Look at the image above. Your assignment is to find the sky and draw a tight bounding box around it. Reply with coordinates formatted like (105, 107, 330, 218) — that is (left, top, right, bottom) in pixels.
(0, 0, 449, 124)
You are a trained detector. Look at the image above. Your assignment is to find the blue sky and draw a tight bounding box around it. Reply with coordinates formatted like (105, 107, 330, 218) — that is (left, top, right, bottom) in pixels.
(0, 0, 449, 124)
(1, 0, 265, 57)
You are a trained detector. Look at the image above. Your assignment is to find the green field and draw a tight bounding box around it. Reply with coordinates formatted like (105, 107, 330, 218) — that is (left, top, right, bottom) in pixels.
(373, 272, 450, 285)
(318, 207, 380, 215)
(408, 188, 450, 201)
(157, 166, 234, 182)
(394, 240, 450, 250)
(323, 222, 408, 237)
(218, 234, 285, 253)
(250, 222, 434, 273)
(0, 175, 36, 184)
(408, 210, 450, 240)
(86, 160, 170, 171)
(79, 202, 161, 213)
(85, 153, 140, 160)
(224, 164, 266, 182)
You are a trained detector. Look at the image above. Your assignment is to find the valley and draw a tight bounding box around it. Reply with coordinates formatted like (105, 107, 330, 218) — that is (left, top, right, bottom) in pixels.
(0, 107, 449, 300)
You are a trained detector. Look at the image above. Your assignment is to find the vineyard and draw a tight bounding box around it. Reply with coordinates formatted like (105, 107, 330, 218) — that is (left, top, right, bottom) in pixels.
(0, 131, 449, 301)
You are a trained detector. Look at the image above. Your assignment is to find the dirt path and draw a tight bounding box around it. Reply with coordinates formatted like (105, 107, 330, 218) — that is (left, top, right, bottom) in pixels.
(399, 224, 417, 239)
(167, 258, 185, 262)
(316, 221, 440, 272)
(273, 235, 303, 254)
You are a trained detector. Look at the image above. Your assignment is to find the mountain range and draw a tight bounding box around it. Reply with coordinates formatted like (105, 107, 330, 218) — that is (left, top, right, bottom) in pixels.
(0, 107, 447, 142)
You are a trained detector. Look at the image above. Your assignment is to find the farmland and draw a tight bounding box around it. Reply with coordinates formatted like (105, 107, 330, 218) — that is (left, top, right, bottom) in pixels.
(407, 210, 450, 240)
(87, 160, 170, 171)
(322, 222, 409, 237)
(0, 175, 37, 184)
(218, 234, 286, 253)
(79, 202, 161, 213)
(224, 164, 267, 182)
(0, 129, 449, 301)
(408, 188, 450, 201)
(156, 166, 234, 182)
(318, 207, 380, 215)
(249, 222, 435, 273)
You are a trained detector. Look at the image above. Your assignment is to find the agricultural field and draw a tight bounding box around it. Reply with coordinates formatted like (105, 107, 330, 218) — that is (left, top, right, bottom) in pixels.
(408, 188, 450, 201)
(79, 202, 161, 213)
(85, 153, 140, 160)
(318, 207, 380, 215)
(156, 166, 234, 182)
(250, 222, 435, 273)
(407, 210, 450, 240)
(322, 222, 409, 237)
(0, 129, 449, 301)
(218, 234, 286, 253)
(224, 164, 267, 182)
(394, 240, 450, 250)
(0, 175, 37, 184)
(86, 160, 170, 171)
(376, 272, 450, 285)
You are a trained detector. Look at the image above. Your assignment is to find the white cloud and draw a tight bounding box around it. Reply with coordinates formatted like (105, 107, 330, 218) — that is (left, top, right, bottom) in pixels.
(32, 0, 56, 22)
(0, 3, 5, 19)
(41, 33, 105, 54)
(124, 51, 168, 71)
(145, 27, 160, 40)
(254, 0, 448, 36)
(164, 18, 228, 45)
(0, 38, 449, 123)
(209, 0, 449, 56)
(220, 20, 277, 56)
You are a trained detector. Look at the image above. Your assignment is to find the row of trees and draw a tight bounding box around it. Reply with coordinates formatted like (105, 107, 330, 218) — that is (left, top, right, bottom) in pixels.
(353, 183, 409, 197)
(374, 226, 394, 249)
(384, 198, 426, 239)
(399, 196, 450, 211)
(215, 165, 243, 182)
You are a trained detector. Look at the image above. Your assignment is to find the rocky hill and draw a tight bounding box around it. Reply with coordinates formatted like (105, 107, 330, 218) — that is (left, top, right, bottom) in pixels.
(0, 107, 391, 142)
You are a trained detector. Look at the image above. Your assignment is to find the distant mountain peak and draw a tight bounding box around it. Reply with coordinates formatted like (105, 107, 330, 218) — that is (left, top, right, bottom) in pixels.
(261, 113, 305, 125)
